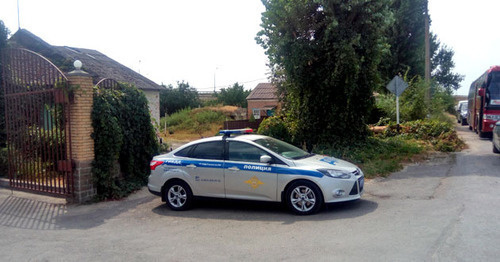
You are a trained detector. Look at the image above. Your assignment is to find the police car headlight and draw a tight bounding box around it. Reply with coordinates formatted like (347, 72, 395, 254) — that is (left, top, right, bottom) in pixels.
(318, 169, 351, 179)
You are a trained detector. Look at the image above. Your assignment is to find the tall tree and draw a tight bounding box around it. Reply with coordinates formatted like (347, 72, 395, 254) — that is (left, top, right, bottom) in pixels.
(381, 0, 427, 82)
(257, 0, 391, 149)
(382, 0, 463, 91)
(431, 45, 464, 93)
(0, 20, 10, 147)
(159, 81, 200, 116)
(216, 82, 250, 108)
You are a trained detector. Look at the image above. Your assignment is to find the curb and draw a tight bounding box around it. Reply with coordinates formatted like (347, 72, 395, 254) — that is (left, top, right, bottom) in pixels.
(0, 177, 9, 188)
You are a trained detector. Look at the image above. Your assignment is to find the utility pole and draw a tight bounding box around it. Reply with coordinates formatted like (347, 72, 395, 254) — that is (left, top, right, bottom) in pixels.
(17, 0, 21, 29)
(213, 66, 219, 93)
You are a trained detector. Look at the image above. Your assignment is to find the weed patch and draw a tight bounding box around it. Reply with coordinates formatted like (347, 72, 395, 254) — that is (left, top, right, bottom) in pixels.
(316, 136, 426, 178)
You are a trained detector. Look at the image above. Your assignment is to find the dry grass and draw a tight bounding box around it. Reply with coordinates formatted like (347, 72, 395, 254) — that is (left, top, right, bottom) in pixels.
(160, 106, 242, 145)
(160, 122, 224, 143)
(192, 105, 239, 116)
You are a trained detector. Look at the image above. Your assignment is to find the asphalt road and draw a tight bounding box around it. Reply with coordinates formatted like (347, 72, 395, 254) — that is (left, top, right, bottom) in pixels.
(0, 123, 499, 261)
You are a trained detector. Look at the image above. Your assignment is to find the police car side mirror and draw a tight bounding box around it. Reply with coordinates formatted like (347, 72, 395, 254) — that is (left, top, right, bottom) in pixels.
(260, 155, 272, 164)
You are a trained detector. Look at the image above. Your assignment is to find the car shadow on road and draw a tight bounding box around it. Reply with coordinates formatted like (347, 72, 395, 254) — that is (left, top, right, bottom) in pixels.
(151, 198, 378, 223)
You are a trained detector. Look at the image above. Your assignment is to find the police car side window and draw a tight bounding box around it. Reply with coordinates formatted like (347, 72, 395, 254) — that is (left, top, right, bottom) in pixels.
(174, 146, 193, 157)
(228, 141, 268, 163)
(190, 141, 224, 160)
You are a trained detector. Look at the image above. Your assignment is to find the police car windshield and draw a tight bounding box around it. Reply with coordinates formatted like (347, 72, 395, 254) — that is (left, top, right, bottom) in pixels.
(253, 137, 311, 160)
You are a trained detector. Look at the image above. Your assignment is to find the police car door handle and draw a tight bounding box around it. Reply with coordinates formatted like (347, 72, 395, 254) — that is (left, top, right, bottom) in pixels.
(228, 167, 239, 171)
(186, 164, 196, 168)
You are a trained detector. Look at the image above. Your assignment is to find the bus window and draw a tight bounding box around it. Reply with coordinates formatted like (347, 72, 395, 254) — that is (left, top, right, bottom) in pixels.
(490, 72, 500, 102)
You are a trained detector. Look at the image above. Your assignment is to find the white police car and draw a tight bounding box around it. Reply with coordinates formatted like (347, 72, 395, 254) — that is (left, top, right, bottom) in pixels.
(148, 129, 364, 215)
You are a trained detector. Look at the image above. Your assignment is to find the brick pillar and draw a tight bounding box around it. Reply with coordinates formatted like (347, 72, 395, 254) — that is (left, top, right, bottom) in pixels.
(66, 68, 95, 203)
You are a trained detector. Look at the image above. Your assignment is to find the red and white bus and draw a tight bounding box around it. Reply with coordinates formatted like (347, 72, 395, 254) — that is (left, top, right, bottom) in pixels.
(468, 66, 500, 137)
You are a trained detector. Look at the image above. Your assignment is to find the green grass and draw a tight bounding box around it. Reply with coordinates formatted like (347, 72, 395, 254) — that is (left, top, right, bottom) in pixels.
(160, 107, 226, 134)
(316, 136, 427, 178)
(160, 108, 192, 129)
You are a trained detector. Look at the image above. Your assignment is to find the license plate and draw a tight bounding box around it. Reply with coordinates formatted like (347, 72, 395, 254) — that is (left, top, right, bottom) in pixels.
(358, 177, 364, 189)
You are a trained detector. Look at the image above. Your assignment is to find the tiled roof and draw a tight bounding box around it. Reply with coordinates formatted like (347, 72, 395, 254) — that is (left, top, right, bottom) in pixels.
(246, 83, 278, 100)
(8, 29, 163, 91)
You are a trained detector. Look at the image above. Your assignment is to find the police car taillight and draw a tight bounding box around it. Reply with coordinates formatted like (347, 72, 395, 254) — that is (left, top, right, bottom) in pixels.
(150, 160, 164, 170)
(219, 128, 253, 136)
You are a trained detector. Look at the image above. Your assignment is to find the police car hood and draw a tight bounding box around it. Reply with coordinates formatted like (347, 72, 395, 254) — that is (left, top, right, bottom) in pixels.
(292, 154, 358, 172)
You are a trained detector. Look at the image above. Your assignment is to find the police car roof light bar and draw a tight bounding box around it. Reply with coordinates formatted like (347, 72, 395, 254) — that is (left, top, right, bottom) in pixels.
(219, 128, 253, 137)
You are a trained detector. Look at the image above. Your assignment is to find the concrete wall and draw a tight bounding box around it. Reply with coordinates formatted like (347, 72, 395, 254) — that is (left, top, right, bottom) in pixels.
(143, 90, 160, 128)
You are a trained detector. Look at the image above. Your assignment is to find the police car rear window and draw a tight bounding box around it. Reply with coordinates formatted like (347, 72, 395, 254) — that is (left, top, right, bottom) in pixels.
(174, 146, 193, 157)
(190, 141, 224, 160)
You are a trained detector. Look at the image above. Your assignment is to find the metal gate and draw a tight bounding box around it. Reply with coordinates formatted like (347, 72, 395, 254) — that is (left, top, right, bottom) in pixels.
(1, 48, 73, 195)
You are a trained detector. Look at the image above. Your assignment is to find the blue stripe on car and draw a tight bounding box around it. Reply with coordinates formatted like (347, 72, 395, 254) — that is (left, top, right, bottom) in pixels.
(161, 159, 323, 178)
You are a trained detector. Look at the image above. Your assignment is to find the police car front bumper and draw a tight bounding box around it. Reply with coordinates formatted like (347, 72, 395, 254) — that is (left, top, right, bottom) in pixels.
(320, 174, 364, 203)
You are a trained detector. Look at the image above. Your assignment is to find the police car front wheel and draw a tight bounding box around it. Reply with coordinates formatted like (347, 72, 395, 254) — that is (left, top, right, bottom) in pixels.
(164, 181, 193, 211)
(286, 181, 323, 215)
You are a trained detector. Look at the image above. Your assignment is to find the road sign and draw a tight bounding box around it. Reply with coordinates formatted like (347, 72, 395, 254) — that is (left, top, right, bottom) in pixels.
(386, 76, 408, 97)
(386, 76, 409, 129)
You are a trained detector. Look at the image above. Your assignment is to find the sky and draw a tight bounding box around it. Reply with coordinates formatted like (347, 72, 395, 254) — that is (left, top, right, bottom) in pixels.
(0, 0, 499, 95)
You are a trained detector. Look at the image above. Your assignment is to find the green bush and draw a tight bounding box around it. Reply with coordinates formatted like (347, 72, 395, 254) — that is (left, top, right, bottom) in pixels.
(159, 81, 200, 116)
(430, 87, 456, 114)
(118, 85, 160, 185)
(375, 93, 397, 121)
(434, 131, 464, 152)
(375, 77, 456, 123)
(164, 108, 191, 128)
(404, 120, 453, 139)
(191, 110, 225, 136)
(158, 142, 171, 154)
(92, 89, 124, 199)
(25, 126, 66, 162)
(194, 110, 225, 124)
(380, 119, 463, 152)
(92, 84, 159, 200)
(375, 77, 428, 122)
(257, 116, 293, 144)
(399, 78, 428, 121)
(214, 83, 250, 108)
(316, 136, 424, 178)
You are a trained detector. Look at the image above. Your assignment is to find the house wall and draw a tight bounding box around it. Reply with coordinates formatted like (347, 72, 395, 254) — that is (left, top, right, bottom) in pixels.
(143, 90, 160, 128)
(247, 99, 279, 119)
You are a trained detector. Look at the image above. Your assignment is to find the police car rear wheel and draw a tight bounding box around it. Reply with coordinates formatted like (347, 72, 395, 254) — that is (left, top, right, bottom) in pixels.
(286, 181, 323, 215)
(165, 181, 193, 211)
